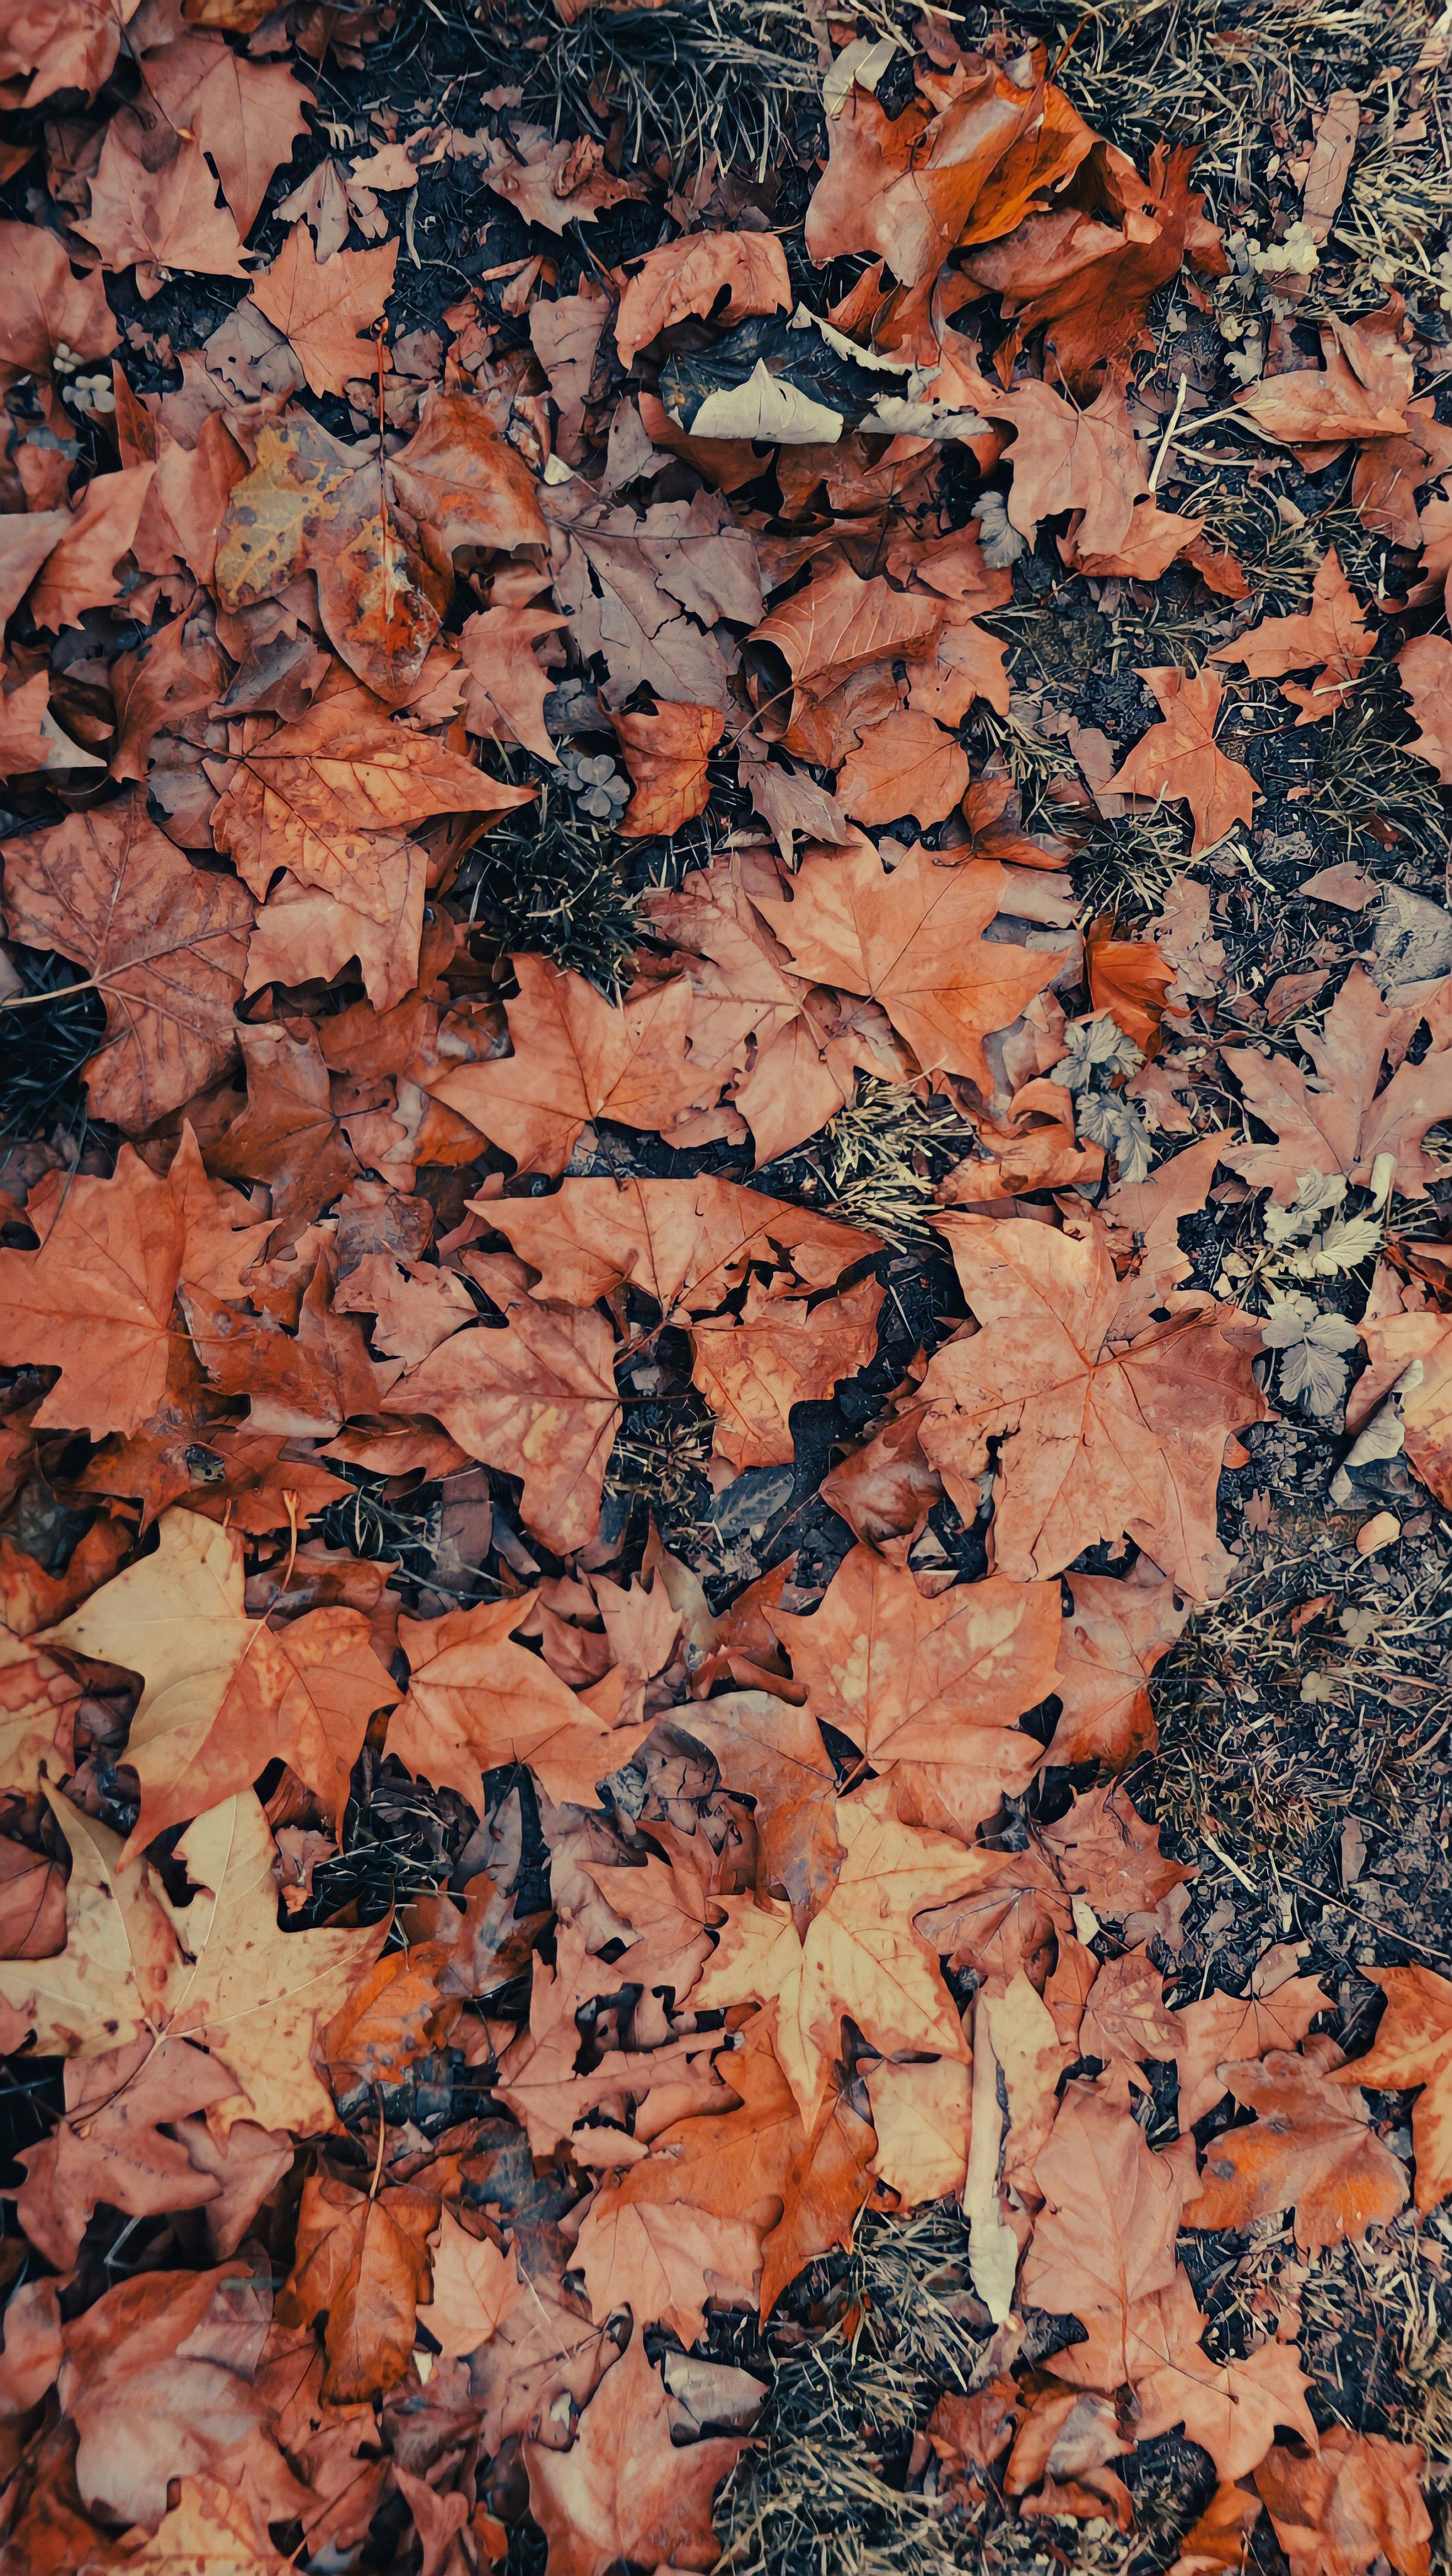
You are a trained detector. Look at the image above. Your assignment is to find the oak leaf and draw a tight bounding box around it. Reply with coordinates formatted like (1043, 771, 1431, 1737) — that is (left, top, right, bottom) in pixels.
(388, 1593, 649, 1809)
(250, 230, 398, 396)
(1181, 2046, 1409, 2251)
(1, 794, 253, 1131)
(695, 1779, 980, 2124)
(43, 1508, 397, 1849)
(427, 953, 708, 1175)
(616, 231, 792, 365)
(918, 1216, 1267, 1594)
(614, 701, 723, 838)
(525, 2329, 746, 2576)
(755, 840, 1058, 1092)
(1254, 2428, 1432, 2576)
(383, 1295, 620, 1556)
(1105, 665, 1256, 856)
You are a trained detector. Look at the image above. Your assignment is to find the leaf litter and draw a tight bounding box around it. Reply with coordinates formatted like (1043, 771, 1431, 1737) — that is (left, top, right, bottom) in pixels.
(0, 1, 1451, 2572)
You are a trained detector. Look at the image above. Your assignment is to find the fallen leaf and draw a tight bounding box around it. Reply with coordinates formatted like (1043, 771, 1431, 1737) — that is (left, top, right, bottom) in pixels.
(804, 50, 1046, 292)
(755, 839, 1057, 1092)
(1211, 549, 1375, 722)
(1397, 635, 1452, 783)
(1182, 2046, 1409, 2251)
(1330, 1965, 1452, 2212)
(281, 2168, 437, 2401)
(918, 1215, 1268, 1595)
(525, 2329, 746, 2576)
(1254, 2428, 1432, 2576)
(1, 793, 253, 1131)
(836, 708, 970, 828)
(27, 465, 155, 631)
(1044, 1567, 1189, 1768)
(1220, 965, 1452, 1202)
(691, 1273, 884, 1470)
(616, 231, 792, 365)
(486, 1174, 879, 1316)
(1019, 2072, 1181, 2384)
(250, 230, 398, 396)
(695, 1779, 980, 2124)
(615, 701, 723, 837)
(1105, 665, 1257, 856)
(387, 1592, 647, 1807)
(43, 1508, 396, 1848)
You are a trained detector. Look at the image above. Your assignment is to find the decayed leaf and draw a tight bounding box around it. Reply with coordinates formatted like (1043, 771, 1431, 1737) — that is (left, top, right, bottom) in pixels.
(1211, 549, 1374, 722)
(1181, 2046, 1409, 2251)
(1105, 666, 1256, 855)
(615, 702, 723, 837)
(918, 1216, 1267, 1596)
(386, 1592, 649, 1807)
(1, 794, 253, 1131)
(249, 230, 398, 396)
(755, 839, 1056, 1092)
(1254, 2428, 1432, 2576)
(481, 121, 647, 234)
(525, 2330, 746, 2576)
(43, 1509, 396, 1848)
(616, 231, 792, 365)
(695, 1779, 979, 2124)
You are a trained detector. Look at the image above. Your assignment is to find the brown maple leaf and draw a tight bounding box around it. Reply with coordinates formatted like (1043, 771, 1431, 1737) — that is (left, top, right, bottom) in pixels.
(459, 572, 567, 762)
(1105, 665, 1257, 856)
(1254, 2427, 1432, 2576)
(616, 231, 791, 365)
(383, 1291, 620, 1555)
(0, 1145, 188, 1438)
(426, 953, 710, 1175)
(835, 708, 970, 829)
(1181, 2045, 1409, 2251)
(27, 465, 155, 632)
(206, 1019, 357, 1238)
(249, 230, 397, 396)
(43, 1508, 398, 1850)
(280, 2168, 437, 2402)
(1044, 1566, 1188, 1767)
(615, 701, 723, 837)
(1019, 2072, 1181, 2384)
(695, 1779, 980, 2124)
(2, 793, 253, 1131)
(386, 1593, 651, 1808)
(0, 215, 118, 378)
(1329, 1965, 1452, 2214)
(1220, 964, 1452, 1202)
(691, 1274, 884, 1471)
(481, 121, 647, 235)
(803, 49, 1051, 292)
(486, 1174, 880, 1317)
(525, 2328, 746, 2576)
(917, 1214, 1268, 1595)
(1211, 548, 1375, 722)
(755, 839, 1058, 1092)
(1171, 1974, 1329, 2129)
(1398, 634, 1452, 784)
